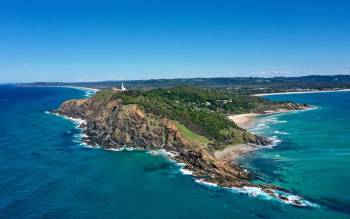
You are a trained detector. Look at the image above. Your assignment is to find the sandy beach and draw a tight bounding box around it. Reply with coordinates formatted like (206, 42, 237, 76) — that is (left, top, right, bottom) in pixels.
(214, 144, 260, 162)
(223, 108, 308, 162)
(253, 89, 350, 96)
(228, 108, 310, 129)
(228, 113, 259, 129)
(215, 114, 264, 162)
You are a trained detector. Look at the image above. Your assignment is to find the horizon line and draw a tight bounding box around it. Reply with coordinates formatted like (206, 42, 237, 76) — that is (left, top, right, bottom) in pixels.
(3, 74, 350, 84)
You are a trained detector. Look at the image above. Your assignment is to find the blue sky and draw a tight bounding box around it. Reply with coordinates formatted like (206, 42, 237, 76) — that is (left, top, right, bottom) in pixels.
(0, 0, 349, 82)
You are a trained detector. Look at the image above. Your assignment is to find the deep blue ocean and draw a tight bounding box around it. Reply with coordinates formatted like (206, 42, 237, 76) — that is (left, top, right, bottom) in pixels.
(0, 85, 349, 219)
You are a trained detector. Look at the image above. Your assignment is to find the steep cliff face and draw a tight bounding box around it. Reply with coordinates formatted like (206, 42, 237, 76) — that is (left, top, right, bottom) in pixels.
(59, 98, 182, 150)
(57, 96, 261, 187)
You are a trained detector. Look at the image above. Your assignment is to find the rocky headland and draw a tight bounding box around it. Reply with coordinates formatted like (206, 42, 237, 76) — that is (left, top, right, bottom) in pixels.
(56, 87, 310, 206)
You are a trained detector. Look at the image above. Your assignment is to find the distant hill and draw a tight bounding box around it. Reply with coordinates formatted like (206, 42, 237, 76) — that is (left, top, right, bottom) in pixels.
(20, 75, 350, 94)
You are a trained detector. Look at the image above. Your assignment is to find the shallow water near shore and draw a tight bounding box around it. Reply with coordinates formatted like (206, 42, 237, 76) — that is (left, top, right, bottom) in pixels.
(241, 91, 350, 217)
(0, 85, 349, 218)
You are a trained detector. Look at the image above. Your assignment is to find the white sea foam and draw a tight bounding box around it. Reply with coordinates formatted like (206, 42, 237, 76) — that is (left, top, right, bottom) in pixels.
(180, 168, 193, 175)
(72, 86, 99, 98)
(108, 146, 141, 152)
(44, 85, 99, 97)
(273, 130, 289, 135)
(45, 111, 87, 127)
(195, 179, 218, 187)
(83, 144, 100, 149)
(248, 114, 285, 147)
(148, 149, 176, 158)
(80, 133, 89, 138)
(70, 117, 87, 126)
(174, 162, 194, 176)
(257, 123, 268, 127)
(262, 117, 277, 122)
(193, 177, 318, 207)
(147, 150, 195, 176)
(49, 111, 87, 127)
(230, 186, 272, 199)
(143, 150, 195, 177)
(83, 89, 99, 98)
(259, 117, 287, 125)
(72, 130, 90, 147)
(268, 136, 282, 147)
(229, 186, 318, 207)
(248, 127, 265, 132)
(273, 190, 319, 208)
(272, 120, 287, 124)
(46, 111, 94, 149)
(192, 174, 318, 207)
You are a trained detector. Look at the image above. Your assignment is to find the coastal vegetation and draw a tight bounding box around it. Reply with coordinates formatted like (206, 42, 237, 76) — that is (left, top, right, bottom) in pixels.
(93, 86, 304, 150)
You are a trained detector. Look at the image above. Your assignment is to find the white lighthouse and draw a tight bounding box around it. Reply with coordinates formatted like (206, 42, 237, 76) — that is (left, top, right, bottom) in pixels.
(121, 82, 126, 91)
(112, 82, 127, 92)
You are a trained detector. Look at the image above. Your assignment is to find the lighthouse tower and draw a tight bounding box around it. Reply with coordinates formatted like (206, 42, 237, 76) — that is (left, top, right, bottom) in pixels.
(112, 82, 127, 92)
(121, 82, 126, 91)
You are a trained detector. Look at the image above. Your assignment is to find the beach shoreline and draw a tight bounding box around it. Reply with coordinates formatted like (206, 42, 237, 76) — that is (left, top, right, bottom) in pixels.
(228, 113, 259, 129)
(222, 105, 314, 163)
(214, 143, 261, 162)
(16, 84, 100, 93)
(253, 88, 350, 96)
(228, 105, 315, 130)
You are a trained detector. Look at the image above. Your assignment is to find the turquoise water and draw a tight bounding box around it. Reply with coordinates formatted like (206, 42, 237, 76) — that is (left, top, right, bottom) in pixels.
(0, 86, 349, 218)
(242, 91, 350, 218)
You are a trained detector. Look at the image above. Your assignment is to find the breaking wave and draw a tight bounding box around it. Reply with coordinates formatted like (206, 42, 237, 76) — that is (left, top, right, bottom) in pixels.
(194, 178, 318, 208)
(273, 130, 289, 135)
(195, 179, 218, 187)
